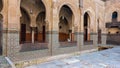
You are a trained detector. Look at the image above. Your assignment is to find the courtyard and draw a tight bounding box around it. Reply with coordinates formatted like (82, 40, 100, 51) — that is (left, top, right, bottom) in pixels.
(25, 46, 120, 68)
(0, 0, 120, 68)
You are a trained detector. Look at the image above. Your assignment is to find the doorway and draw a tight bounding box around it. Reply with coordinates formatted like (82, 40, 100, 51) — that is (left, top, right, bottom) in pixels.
(20, 24, 26, 43)
(98, 29, 101, 44)
(42, 26, 45, 42)
(84, 12, 89, 41)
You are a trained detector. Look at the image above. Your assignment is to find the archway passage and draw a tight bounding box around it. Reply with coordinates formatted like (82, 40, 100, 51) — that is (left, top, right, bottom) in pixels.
(36, 12, 46, 42)
(20, 7, 31, 43)
(59, 5, 74, 42)
(0, 0, 3, 55)
(20, 0, 46, 43)
(20, 0, 48, 52)
(59, 17, 69, 42)
(84, 12, 90, 42)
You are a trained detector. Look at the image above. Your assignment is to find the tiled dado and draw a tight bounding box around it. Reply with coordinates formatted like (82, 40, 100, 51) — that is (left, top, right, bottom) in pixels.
(3, 29, 20, 55)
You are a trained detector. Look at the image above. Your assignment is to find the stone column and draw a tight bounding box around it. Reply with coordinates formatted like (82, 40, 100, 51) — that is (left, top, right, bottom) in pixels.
(78, 32, 84, 51)
(30, 13, 37, 43)
(79, 15, 84, 51)
(88, 27, 90, 41)
(51, 3, 59, 55)
(2, 0, 8, 57)
(45, 19, 53, 55)
(31, 27, 35, 43)
(77, 26, 84, 51)
(4, 0, 21, 57)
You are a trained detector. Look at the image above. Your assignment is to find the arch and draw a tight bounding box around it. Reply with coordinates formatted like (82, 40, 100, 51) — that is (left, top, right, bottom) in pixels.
(20, 0, 48, 44)
(83, 8, 98, 34)
(83, 8, 95, 26)
(59, 5, 73, 27)
(112, 11, 118, 19)
(35, 0, 46, 18)
(84, 12, 91, 42)
(36, 12, 46, 23)
(112, 11, 118, 22)
(59, 16, 69, 42)
(20, 7, 31, 43)
(20, 0, 47, 22)
(35, 1, 46, 42)
(58, 3, 78, 26)
(20, 6, 31, 20)
(20, 7, 31, 23)
(38, 0, 47, 21)
(59, 5, 74, 42)
(83, 11, 92, 24)
(84, 12, 90, 27)
(36, 11, 46, 42)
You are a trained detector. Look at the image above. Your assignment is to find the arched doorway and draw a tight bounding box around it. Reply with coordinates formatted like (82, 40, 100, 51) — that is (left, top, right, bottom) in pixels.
(0, 0, 3, 55)
(59, 5, 74, 42)
(20, 7, 31, 43)
(84, 12, 90, 42)
(36, 12, 46, 42)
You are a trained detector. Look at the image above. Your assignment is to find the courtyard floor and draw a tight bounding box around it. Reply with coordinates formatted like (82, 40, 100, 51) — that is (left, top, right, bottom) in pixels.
(0, 56, 11, 68)
(25, 46, 120, 68)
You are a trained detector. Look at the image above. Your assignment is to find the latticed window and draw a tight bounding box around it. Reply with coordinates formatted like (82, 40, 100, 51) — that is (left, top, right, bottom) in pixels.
(112, 11, 118, 22)
(112, 11, 118, 19)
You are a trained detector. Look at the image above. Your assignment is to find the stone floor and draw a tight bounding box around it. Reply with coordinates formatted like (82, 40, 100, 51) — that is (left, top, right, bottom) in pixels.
(25, 47, 120, 68)
(0, 56, 11, 68)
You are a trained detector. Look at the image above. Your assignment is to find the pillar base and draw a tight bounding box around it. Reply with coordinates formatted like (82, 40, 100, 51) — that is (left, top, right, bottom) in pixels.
(92, 33, 98, 46)
(77, 32, 84, 51)
(47, 31, 59, 56)
(101, 33, 107, 46)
